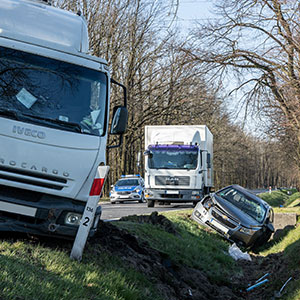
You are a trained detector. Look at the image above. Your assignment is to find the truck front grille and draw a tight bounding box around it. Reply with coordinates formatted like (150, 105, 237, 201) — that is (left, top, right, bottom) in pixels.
(155, 176, 190, 186)
(161, 194, 183, 199)
(0, 165, 67, 191)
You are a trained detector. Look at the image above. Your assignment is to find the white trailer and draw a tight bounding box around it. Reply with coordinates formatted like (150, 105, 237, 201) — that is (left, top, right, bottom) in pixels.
(144, 125, 213, 207)
(0, 0, 127, 239)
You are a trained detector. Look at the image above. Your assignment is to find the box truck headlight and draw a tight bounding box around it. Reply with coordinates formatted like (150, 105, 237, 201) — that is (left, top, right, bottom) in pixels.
(144, 190, 153, 197)
(65, 213, 82, 226)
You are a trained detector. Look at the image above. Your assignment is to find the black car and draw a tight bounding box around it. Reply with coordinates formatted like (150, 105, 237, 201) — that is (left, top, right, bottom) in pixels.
(192, 184, 274, 248)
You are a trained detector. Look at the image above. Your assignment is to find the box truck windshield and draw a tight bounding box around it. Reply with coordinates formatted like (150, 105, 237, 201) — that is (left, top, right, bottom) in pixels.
(0, 46, 107, 136)
(147, 145, 198, 170)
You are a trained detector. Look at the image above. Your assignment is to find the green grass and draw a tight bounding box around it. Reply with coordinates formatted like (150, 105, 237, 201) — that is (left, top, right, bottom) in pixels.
(117, 210, 237, 285)
(1, 204, 300, 299)
(0, 210, 238, 300)
(256, 189, 300, 299)
(285, 192, 300, 207)
(259, 190, 289, 207)
(259, 225, 300, 300)
(0, 239, 160, 300)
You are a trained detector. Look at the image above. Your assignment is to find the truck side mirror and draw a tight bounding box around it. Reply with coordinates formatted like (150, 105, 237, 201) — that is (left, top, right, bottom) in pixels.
(143, 150, 153, 158)
(110, 106, 128, 134)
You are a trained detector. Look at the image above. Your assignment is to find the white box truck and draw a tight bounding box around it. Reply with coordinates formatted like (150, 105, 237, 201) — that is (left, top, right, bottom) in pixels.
(0, 0, 127, 238)
(144, 125, 213, 207)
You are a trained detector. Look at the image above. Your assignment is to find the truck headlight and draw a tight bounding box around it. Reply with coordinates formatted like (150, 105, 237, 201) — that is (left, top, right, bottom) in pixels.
(144, 190, 153, 196)
(65, 213, 82, 226)
(192, 191, 200, 195)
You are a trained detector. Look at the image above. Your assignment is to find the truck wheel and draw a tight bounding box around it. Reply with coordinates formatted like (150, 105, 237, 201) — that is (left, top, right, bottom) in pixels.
(147, 200, 155, 207)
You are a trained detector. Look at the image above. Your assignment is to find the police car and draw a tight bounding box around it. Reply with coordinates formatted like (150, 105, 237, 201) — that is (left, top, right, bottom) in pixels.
(110, 175, 145, 204)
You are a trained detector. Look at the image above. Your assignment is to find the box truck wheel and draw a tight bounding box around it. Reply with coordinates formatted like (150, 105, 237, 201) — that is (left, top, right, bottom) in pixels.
(147, 199, 155, 207)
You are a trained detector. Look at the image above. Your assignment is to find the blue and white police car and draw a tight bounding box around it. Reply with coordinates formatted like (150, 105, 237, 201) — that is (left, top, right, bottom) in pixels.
(110, 175, 145, 204)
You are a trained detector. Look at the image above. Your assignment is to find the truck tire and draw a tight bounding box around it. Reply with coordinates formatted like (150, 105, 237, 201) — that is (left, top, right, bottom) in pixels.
(147, 199, 155, 207)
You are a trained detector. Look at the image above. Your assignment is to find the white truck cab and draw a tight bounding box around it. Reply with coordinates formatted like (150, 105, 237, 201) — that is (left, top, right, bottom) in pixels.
(0, 0, 127, 237)
(144, 125, 213, 207)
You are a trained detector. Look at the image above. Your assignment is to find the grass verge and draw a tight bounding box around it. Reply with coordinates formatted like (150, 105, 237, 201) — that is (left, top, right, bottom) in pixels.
(0, 210, 239, 300)
(117, 210, 236, 285)
(0, 238, 160, 300)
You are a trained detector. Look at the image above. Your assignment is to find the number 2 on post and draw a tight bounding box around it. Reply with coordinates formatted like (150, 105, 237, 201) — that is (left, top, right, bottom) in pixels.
(83, 217, 90, 226)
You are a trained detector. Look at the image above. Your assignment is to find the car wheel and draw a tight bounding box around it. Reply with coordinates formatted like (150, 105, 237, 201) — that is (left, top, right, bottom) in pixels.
(252, 228, 273, 249)
(147, 199, 155, 207)
(111, 201, 115, 205)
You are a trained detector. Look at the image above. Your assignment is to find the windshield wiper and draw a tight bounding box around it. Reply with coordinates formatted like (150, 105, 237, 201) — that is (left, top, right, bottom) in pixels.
(22, 114, 84, 133)
(0, 109, 20, 121)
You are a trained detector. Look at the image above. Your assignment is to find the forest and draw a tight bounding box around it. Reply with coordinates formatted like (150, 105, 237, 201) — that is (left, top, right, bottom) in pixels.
(53, 0, 300, 191)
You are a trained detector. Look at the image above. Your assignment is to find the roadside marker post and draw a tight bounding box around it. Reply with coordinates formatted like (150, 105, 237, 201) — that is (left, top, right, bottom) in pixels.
(70, 165, 110, 261)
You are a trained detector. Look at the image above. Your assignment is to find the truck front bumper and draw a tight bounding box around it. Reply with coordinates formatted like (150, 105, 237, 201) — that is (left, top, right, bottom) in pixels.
(144, 189, 202, 202)
(0, 187, 101, 239)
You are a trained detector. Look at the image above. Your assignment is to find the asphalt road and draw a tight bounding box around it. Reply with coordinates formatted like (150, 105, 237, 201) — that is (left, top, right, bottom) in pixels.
(100, 201, 194, 221)
(100, 188, 269, 221)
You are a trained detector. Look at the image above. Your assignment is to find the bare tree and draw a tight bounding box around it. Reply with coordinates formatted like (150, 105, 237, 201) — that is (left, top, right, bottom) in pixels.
(184, 0, 300, 170)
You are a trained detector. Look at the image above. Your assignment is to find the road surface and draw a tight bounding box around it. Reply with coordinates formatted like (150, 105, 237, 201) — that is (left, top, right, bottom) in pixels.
(100, 201, 193, 221)
(100, 188, 268, 221)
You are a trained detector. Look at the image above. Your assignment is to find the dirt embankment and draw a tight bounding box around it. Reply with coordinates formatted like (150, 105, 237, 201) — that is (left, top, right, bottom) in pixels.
(90, 212, 300, 300)
(91, 213, 239, 300)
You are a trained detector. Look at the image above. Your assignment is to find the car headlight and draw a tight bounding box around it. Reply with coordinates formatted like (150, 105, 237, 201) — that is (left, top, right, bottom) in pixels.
(134, 188, 142, 193)
(239, 227, 259, 235)
(192, 191, 200, 195)
(203, 198, 213, 210)
(65, 212, 82, 226)
(194, 210, 201, 218)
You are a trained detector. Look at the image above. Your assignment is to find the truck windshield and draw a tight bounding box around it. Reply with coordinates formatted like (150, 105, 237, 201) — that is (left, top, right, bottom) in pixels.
(0, 46, 107, 135)
(148, 146, 198, 170)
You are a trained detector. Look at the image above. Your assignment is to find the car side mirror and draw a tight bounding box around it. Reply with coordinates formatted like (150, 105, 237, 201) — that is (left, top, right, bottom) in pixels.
(265, 223, 274, 233)
(110, 106, 128, 134)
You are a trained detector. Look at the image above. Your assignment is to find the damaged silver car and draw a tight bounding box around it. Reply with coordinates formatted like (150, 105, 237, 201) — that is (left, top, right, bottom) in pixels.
(192, 185, 274, 248)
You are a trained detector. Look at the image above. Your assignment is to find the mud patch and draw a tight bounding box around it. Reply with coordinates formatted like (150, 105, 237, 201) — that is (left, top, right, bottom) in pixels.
(90, 219, 241, 300)
(119, 211, 178, 235)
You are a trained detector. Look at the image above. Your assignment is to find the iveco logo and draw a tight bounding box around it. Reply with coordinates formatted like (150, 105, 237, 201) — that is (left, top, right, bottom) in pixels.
(13, 126, 46, 139)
